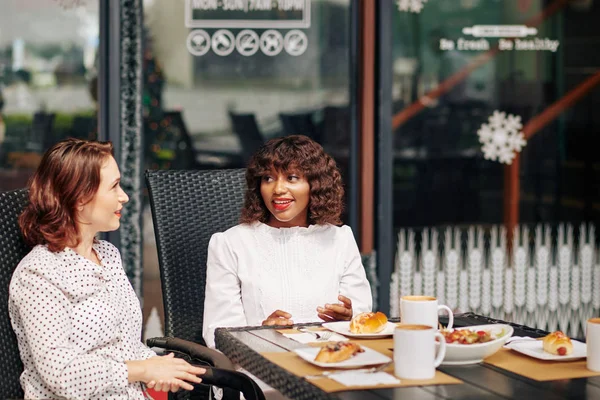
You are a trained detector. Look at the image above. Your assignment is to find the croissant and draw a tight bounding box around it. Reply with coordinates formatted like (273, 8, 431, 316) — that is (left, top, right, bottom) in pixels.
(349, 311, 388, 334)
(542, 331, 573, 356)
(314, 342, 364, 363)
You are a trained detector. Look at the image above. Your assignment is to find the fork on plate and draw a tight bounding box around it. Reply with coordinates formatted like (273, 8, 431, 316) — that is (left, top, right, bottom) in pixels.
(300, 329, 334, 341)
(504, 336, 543, 346)
(304, 361, 393, 380)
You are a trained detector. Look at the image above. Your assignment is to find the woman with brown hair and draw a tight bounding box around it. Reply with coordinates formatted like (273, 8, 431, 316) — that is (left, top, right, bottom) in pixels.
(9, 138, 205, 399)
(203, 135, 372, 348)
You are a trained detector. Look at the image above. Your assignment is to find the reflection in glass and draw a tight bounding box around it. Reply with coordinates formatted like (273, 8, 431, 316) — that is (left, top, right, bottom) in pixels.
(141, 0, 354, 325)
(0, 2, 99, 191)
(142, 0, 351, 174)
(390, 0, 600, 336)
(392, 0, 600, 227)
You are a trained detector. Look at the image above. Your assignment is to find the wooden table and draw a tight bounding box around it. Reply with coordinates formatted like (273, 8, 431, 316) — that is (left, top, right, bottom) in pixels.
(215, 312, 600, 400)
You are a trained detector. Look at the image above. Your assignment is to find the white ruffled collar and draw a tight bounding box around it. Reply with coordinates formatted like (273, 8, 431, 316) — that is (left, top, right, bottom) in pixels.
(253, 221, 330, 236)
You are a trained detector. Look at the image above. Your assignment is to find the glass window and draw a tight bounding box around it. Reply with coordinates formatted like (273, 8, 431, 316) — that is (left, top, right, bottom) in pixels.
(0, 1, 100, 191)
(141, 0, 354, 323)
(390, 0, 600, 336)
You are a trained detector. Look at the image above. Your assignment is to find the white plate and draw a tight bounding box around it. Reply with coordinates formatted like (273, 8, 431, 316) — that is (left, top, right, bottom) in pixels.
(321, 321, 397, 338)
(293, 345, 392, 368)
(436, 324, 514, 365)
(507, 339, 587, 361)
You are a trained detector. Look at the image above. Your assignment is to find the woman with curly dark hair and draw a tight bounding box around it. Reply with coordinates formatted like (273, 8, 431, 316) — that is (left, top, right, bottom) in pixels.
(203, 135, 372, 348)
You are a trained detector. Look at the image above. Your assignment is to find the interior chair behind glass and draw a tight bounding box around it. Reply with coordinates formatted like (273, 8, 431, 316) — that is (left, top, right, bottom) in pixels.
(322, 105, 350, 149)
(278, 111, 320, 142)
(71, 116, 98, 140)
(30, 112, 56, 152)
(163, 110, 244, 170)
(0, 189, 29, 400)
(228, 112, 265, 163)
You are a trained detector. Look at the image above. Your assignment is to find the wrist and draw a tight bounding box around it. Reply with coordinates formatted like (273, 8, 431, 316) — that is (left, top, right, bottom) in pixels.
(125, 360, 147, 383)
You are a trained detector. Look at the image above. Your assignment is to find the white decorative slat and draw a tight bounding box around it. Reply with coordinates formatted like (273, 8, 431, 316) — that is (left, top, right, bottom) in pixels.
(393, 223, 597, 337)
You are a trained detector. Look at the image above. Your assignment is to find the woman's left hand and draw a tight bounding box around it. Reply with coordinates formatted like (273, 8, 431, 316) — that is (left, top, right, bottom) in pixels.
(317, 294, 353, 322)
(147, 380, 183, 393)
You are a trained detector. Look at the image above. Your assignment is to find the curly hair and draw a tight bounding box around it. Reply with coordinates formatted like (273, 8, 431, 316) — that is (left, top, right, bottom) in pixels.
(19, 138, 114, 252)
(240, 135, 344, 226)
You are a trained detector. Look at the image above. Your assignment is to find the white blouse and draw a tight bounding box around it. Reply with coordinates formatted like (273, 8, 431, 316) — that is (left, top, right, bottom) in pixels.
(9, 240, 156, 400)
(203, 222, 373, 348)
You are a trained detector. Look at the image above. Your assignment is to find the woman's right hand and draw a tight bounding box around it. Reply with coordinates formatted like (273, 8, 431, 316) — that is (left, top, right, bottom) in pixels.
(126, 353, 205, 392)
(262, 309, 293, 326)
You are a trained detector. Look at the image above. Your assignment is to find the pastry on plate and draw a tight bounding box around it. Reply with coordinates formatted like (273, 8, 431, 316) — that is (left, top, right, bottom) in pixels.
(542, 331, 573, 356)
(314, 342, 364, 363)
(349, 311, 388, 334)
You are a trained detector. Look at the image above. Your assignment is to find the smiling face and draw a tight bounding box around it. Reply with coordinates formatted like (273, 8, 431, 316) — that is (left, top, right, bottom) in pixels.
(77, 156, 129, 235)
(260, 168, 310, 228)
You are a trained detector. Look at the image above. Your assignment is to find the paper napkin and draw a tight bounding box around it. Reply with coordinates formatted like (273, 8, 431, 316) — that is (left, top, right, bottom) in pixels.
(328, 371, 400, 386)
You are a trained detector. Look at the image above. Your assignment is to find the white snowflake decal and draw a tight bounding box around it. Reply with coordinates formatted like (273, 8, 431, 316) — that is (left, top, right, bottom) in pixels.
(477, 110, 527, 165)
(397, 0, 428, 13)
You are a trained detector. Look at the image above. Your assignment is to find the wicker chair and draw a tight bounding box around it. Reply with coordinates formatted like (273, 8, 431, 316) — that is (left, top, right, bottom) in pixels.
(0, 189, 30, 400)
(1, 186, 262, 400)
(145, 169, 254, 400)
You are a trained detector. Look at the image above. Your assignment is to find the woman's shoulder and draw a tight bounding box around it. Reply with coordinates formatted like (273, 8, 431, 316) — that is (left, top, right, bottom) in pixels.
(314, 223, 354, 238)
(18, 244, 59, 268)
(213, 223, 258, 239)
(311, 225, 358, 251)
(208, 223, 257, 248)
(11, 245, 63, 284)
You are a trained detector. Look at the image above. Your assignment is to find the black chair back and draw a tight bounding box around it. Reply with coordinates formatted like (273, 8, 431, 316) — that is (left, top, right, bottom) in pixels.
(279, 112, 320, 142)
(145, 169, 246, 345)
(322, 105, 350, 148)
(71, 116, 98, 140)
(0, 189, 30, 399)
(228, 112, 265, 163)
(30, 112, 55, 152)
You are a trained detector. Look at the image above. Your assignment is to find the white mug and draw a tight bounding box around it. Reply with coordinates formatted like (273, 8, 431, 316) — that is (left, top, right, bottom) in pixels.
(587, 318, 600, 372)
(400, 295, 454, 329)
(394, 324, 447, 380)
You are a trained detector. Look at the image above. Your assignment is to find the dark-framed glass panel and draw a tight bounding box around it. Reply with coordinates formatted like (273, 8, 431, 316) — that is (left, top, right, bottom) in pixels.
(0, 1, 100, 192)
(141, 0, 357, 324)
(387, 0, 600, 337)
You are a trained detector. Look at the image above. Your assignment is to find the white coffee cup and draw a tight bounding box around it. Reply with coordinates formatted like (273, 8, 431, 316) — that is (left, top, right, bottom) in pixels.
(587, 318, 600, 372)
(394, 324, 447, 380)
(400, 295, 454, 329)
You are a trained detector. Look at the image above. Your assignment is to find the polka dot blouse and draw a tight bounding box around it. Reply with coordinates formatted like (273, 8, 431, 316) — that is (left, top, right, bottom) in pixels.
(8, 240, 156, 399)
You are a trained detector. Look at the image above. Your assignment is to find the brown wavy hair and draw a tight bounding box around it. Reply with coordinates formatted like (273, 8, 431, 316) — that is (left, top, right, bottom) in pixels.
(19, 138, 114, 252)
(240, 135, 344, 226)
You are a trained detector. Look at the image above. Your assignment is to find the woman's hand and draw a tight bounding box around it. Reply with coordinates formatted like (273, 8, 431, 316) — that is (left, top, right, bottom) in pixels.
(262, 309, 294, 326)
(317, 295, 353, 322)
(126, 353, 205, 392)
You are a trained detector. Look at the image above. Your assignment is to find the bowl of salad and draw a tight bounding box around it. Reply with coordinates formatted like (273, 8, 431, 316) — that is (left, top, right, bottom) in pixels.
(435, 324, 513, 365)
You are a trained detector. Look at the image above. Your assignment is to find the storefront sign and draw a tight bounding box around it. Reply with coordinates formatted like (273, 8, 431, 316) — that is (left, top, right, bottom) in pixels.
(187, 28, 307, 57)
(439, 24, 560, 53)
(185, 0, 311, 28)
